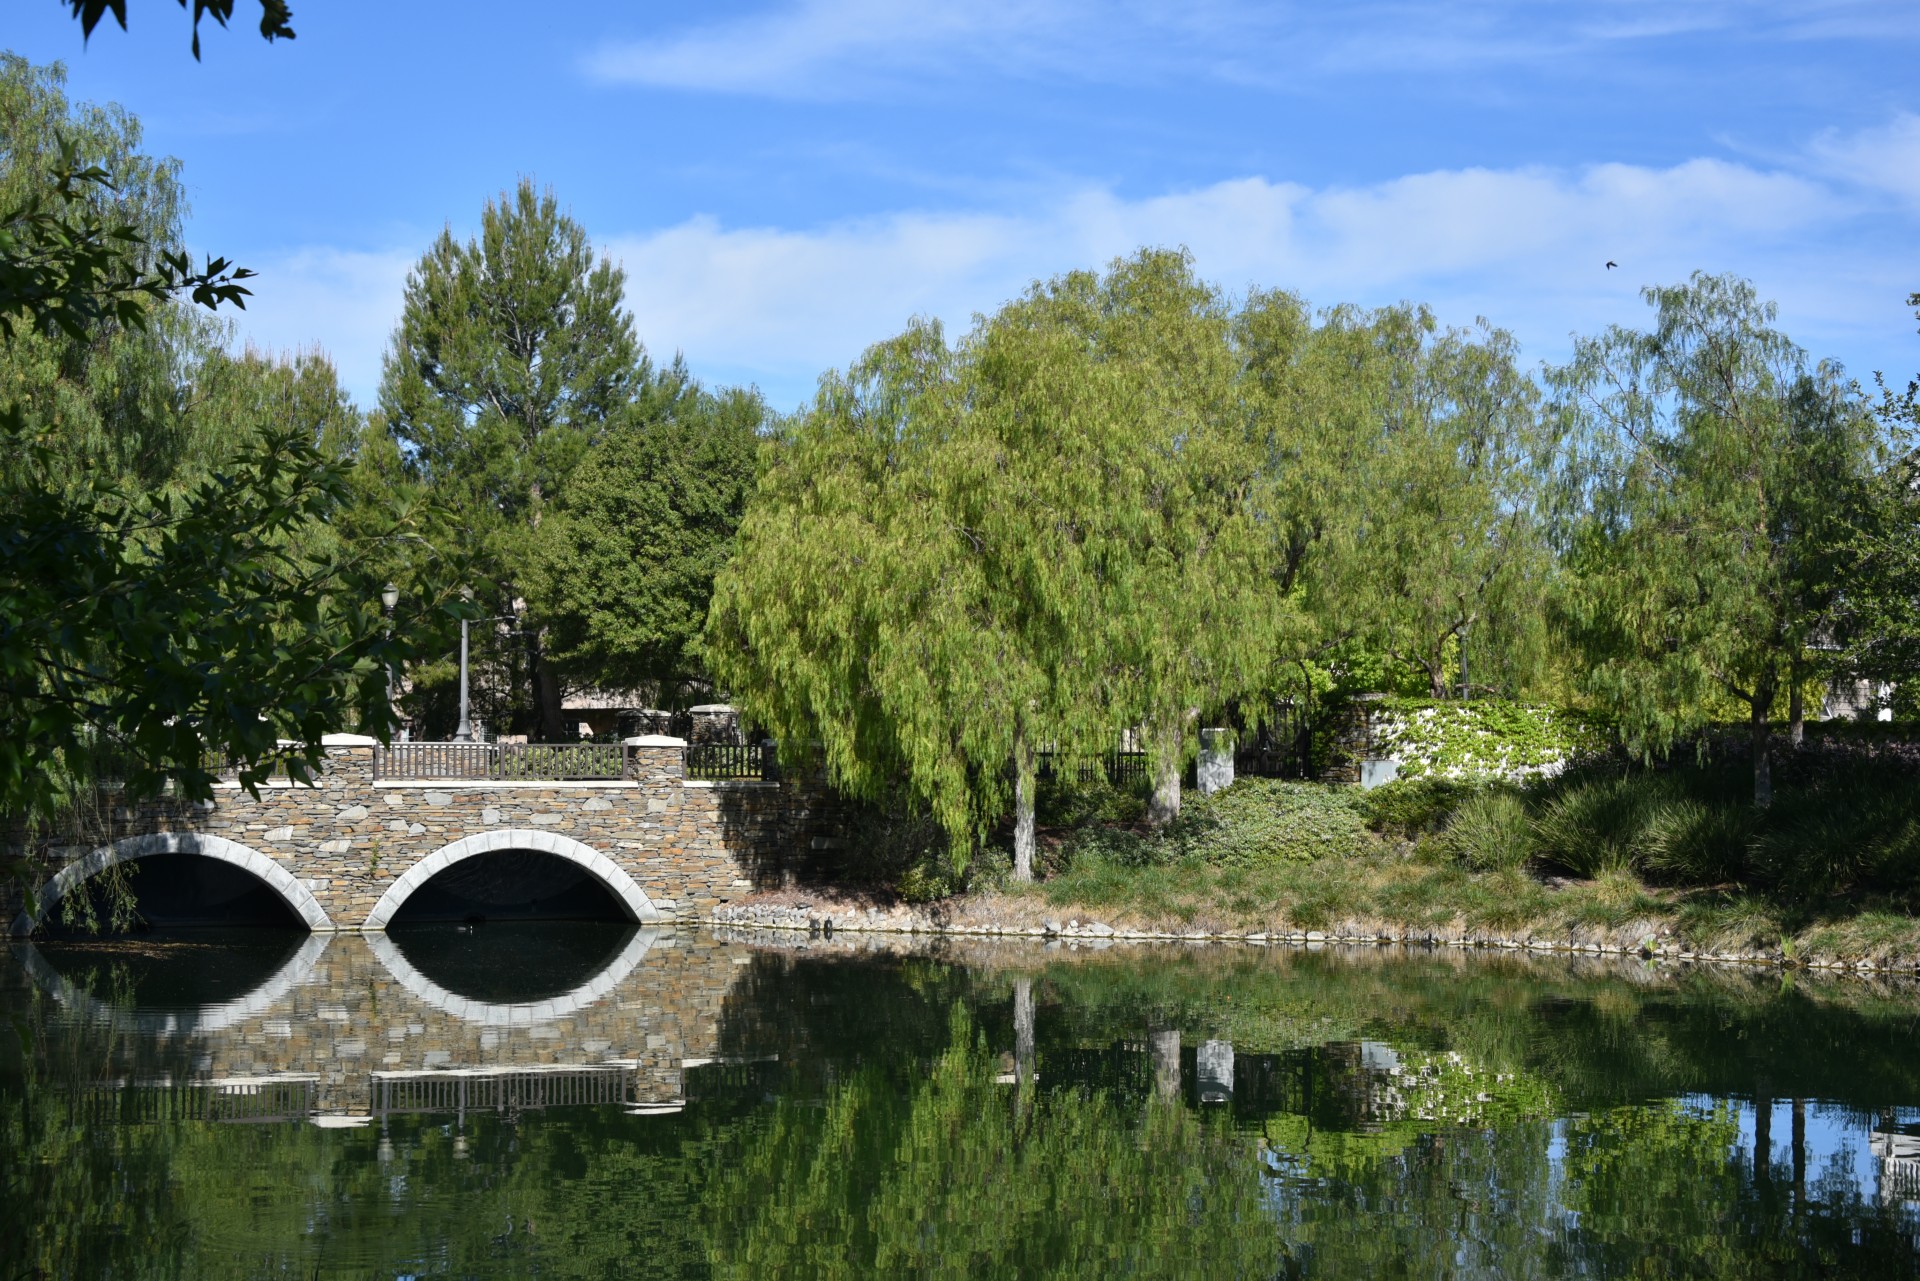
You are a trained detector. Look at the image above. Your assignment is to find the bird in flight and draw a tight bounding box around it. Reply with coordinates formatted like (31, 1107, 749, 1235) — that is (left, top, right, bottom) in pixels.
(1605, 260, 1618, 270)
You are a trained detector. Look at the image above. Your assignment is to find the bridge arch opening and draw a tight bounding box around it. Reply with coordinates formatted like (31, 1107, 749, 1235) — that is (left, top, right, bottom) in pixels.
(363, 831, 659, 931)
(42, 852, 307, 934)
(10, 834, 334, 938)
(384, 849, 630, 925)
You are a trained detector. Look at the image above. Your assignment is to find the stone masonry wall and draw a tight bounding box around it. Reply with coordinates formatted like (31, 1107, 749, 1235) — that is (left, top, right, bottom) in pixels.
(2, 739, 841, 934)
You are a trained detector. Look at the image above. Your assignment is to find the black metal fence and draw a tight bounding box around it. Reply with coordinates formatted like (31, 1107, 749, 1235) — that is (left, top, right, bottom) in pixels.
(1036, 748, 1150, 787)
(374, 741, 629, 782)
(1233, 701, 1314, 780)
(685, 741, 780, 782)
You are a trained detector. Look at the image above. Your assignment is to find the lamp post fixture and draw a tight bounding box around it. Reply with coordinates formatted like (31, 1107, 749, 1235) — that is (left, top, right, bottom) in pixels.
(453, 587, 475, 743)
(380, 583, 400, 740)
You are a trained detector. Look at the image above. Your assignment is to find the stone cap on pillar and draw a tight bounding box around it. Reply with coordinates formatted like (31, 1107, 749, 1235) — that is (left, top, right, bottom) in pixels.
(321, 733, 379, 747)
(624, 735, 688, 748)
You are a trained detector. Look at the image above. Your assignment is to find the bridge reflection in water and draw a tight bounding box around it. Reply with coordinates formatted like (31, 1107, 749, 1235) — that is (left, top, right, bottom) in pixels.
(14, 925, 745, 1120)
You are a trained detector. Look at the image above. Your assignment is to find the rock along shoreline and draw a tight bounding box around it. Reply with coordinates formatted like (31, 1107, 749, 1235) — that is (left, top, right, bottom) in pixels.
(708, 897, 1918, 977)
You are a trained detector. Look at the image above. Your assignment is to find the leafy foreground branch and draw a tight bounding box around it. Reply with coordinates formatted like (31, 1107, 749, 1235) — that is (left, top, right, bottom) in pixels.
(0, 416, 438, 815)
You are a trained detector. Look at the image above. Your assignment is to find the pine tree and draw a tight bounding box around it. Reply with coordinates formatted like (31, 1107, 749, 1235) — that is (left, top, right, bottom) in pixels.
(379, 180, 646, 738)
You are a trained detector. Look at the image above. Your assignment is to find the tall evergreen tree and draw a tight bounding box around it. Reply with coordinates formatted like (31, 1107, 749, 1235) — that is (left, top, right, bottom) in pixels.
(526, 369, 765, 701)
(379, 180, 646, 739)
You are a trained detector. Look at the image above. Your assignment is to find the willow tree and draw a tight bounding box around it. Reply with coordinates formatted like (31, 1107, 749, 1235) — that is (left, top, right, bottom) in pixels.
(1551, 273, 1884, 806)
(998, 251, 1293, 826)
(706, 318, 1069, 880)
(709, 249, 1287, 876)
(1339, 307, 1553, 697)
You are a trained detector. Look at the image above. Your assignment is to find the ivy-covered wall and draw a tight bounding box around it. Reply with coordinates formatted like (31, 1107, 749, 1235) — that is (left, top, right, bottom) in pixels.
(1362, 699, 1610, 781)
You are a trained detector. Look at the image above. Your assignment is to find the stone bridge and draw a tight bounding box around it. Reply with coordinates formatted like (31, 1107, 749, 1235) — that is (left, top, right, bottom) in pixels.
(5, 736, 835, 937)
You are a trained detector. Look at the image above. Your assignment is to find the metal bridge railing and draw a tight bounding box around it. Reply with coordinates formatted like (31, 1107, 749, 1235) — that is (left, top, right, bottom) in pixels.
(374, 741, 630, 782)
(684, 741, 780, 782)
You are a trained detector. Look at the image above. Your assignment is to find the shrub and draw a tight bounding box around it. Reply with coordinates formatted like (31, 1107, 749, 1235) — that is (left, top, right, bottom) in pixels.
(1054, 824, 1169, 871)
(1520, 755, 1920, 894)
(1749, 766, 1920, 899)
(1437, 790, 1533, 872)
(897, 853, 968, 903)
(1172, 778, 1373, 867)
(1636, 799, 1755, 886)
(1036, 769, 1148, 829)
(837, 794, 966, 900)
(1360, 777, 1483, 839)
(1528, 770, 1669, 877)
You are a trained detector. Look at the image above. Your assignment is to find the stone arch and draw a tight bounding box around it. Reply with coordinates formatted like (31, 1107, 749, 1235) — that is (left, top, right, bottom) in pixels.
(8, 832, 334, 937)
(363, 927, 661, 1026)
(361, 829, 660, 930)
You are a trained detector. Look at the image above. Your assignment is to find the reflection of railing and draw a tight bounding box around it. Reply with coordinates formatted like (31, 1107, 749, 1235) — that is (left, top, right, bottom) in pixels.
(371, 1066, 632, 1117)
(375, 741, 629, 782)
(685, 741, 779, 782)
(1873, 1129, 1920, 1203)
(67, 1076, 318, 1126)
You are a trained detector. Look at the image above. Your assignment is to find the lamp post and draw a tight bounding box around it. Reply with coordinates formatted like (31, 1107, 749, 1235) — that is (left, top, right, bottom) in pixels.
(380, 583, 400, 740)
(453, 587, 474, 743)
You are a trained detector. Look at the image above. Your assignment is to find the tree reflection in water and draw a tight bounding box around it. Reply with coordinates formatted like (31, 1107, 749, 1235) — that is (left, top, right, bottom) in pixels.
(707, 1006, 1279, 1278)
(5, 938, 1920, 1277)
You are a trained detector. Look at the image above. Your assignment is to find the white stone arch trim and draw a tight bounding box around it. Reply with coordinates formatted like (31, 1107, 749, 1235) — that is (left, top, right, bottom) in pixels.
(364, 927, 661, 1026)
(361, 829, 660, 930)
(9, 832, 334, 938)
(12, 933, 334, 1035)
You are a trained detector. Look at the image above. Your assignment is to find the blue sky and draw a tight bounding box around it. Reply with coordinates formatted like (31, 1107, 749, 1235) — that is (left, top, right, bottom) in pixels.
(9, 1, 1920, 412)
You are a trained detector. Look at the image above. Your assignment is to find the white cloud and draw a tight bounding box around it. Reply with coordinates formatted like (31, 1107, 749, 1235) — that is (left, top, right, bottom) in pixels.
(583, 0, 1905, 97)
(585, 0, 1092, 96)
(602, 155, 1862, 410)
(1809, 112, 1920, 208)
(220, 133, 1917, 412)
(221, 246, 413, 404)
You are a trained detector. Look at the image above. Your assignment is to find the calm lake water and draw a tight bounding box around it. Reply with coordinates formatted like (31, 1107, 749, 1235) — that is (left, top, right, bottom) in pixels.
(5, 924, 1920, 1279)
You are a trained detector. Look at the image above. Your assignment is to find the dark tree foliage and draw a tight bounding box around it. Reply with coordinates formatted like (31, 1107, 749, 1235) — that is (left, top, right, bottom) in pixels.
(528, 368, 765, 701)
(66, 0, 295, 60)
